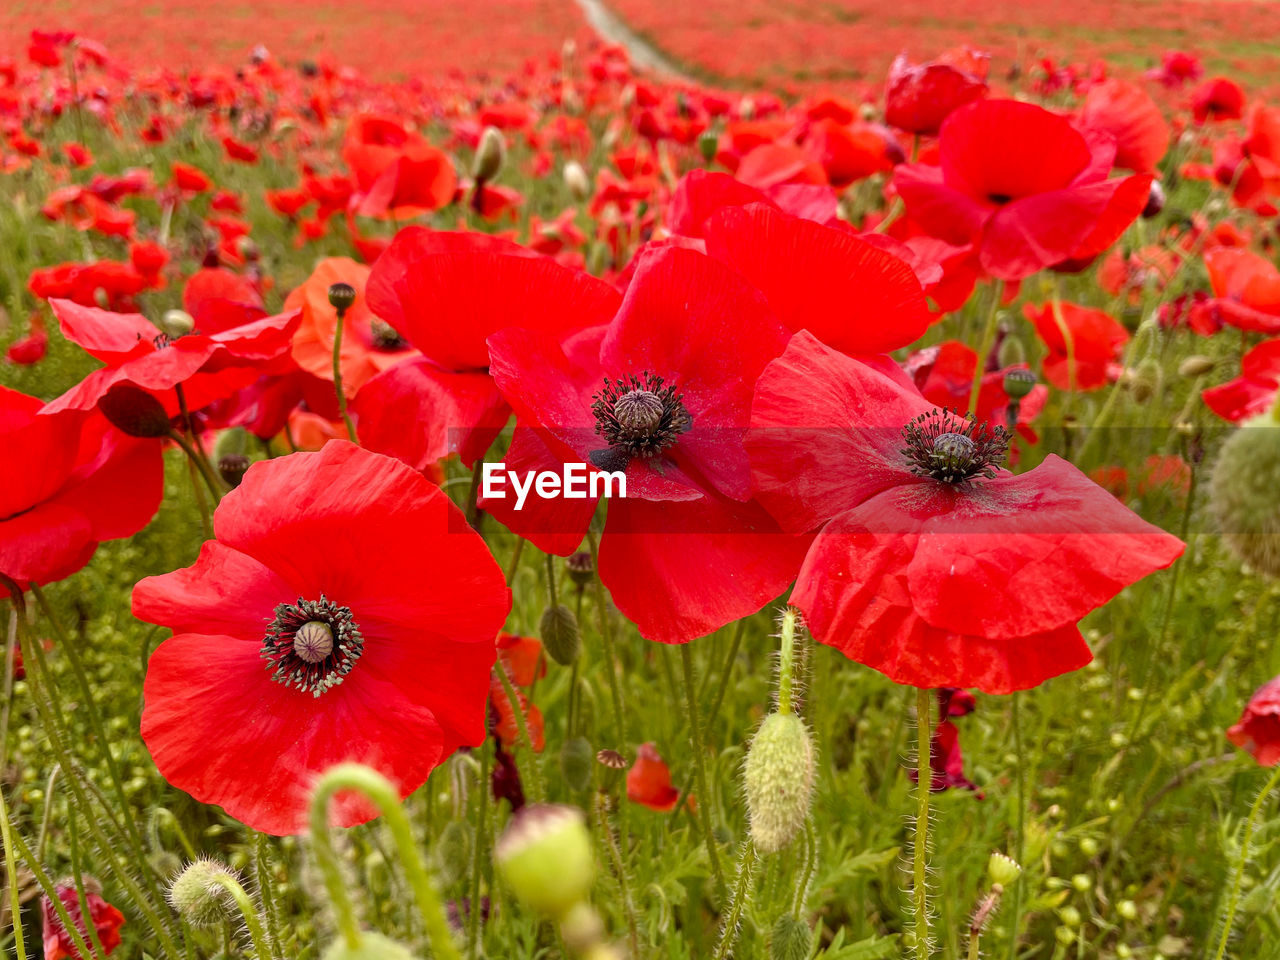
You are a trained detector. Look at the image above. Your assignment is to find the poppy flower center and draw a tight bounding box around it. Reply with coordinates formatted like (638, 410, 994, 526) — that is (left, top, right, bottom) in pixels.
(591, 372, 692, 463)
(900, 409, 1010, 484)
(369, 318, 406, 351)
(261, 596, 364, 697)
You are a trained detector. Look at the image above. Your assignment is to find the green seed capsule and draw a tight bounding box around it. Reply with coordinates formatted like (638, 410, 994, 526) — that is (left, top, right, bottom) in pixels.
(744, 712, 816, 854)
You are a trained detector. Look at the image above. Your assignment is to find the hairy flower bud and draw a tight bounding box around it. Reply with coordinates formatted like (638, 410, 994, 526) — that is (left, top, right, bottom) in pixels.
(494, 804, 594, 919)
(540, 603, 581, 665)
(698, 131, 718, 164)
(560, 736, 594, 792)
(1177, 355, 1215, 379)
(167, 859, 236, 927)
(435, 820, 472, 887)
(1210, 414, 1280, 577)
(565, 551, 594, 587)
(473, 126, 507, 183)
(563, 161, 591, 201)
(770, 915, 813, 960)
(1129, 358, 1161, 404)
(744, 712, 816, 853)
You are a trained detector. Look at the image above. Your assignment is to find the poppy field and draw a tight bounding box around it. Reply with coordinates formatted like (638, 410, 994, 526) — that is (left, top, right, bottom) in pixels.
(3, 6, 1280, 960)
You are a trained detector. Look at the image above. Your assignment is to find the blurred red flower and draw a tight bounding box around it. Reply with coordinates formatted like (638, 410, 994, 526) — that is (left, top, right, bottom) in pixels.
(0, 387, 161, 586)
(132, 441, 510, 834)
(1023, 302, 1129, 391)
(1203, 338, 1280, 422)
(41, 883, 125, 960)
(1228, 676, 1280, 766)
(342, 114, 457, 219)
(884, 51, 988, 136)
(627, 742, 686, 812)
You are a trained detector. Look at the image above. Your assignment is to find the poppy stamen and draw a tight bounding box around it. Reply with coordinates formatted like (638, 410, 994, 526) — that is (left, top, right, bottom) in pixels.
(590, 372, 692, 463)
(369, 318, 406, 351)
(900, 408, 1010, 484)
(261, 596, 364, 697)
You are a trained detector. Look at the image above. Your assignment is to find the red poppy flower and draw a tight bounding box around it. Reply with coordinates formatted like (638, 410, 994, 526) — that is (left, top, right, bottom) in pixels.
(288, 257, 416, 397)
(6, 313, 47, 365)
(1202, 248, 1280, 334)
(1078, 80, 1169, 175)
(486, 246, 810, 643)
(1, 387, 161, 586)
(801, 119, 900, 190)
(222, 135, 259, 164)
(133, 441, 510, 834)
(893, 99, 1150, 280)
(627, 742, 686, 812)
(884, 52, 988, 136)
(1204, 338, 1280, 422)
(667, 169, 837, 240)
(1228, 676, 1280, 766)
(747, 332, 1184, 693)
(171, 162, 211, 192)
(1023, 302, 1129, 391)
(129, 241, 170, 287)
(42, 882, 125, 960)
(42, 299, 300, 425)
(342, 114, 457, 219)
(490, 670, 545, 752)
(497, 633, 546, 687)
(183, 267, 267, 333)
(1146, 50, 1202, 88)
(1192, 77, 1246, 124)
(353, 229, 619, 471)
(702, 202, 933, 356)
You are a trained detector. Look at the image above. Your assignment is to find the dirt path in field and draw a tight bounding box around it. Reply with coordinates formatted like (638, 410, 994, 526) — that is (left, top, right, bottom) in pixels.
(573, 0, 690, 80)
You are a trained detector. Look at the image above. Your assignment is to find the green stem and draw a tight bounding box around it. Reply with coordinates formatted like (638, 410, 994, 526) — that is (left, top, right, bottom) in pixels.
(967, 281, 1004, 417)
(505, 538, 526, 587)
(494, 665, 544, 802)
(1, 610, 18, 770)
(704, 619, 746, 733)
(465, 458, 485, 529)
(681, 644, 726, 897)
(167, 429, 225, 502)
(468, 744, 490, 958)
(313, 765, 463, 959)
(0, 785, 27, 960)
(596, 792, 640, 958)
(209, 872, 274, 960)
(1006, 692, 1026, 960)
(913, 685, 933, 960)
(331, 307, 358, 442)
(777, 607, 798, 715)
(586, 529, 626, 743)
(712, 841, 757, 960)
(1213, 763, 1280, 960)
(254, 833, 283, 958)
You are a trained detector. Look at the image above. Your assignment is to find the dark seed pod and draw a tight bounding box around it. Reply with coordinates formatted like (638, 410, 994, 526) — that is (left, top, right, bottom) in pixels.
(99, 384, 171, 437)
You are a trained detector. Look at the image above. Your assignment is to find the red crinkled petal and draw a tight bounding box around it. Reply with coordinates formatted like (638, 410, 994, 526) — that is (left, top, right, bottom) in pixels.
(49, 299, 157, 364)
(791, 507, 1092, 693)
(601, 244, 788, 501)
(352, 358, 510, 469)
(141, 633, 449, 835)
(599, 492, 810, 644)
(704, 203, 932, 356)
(747, 331, 928, 532)
(367, 227, 620, 371)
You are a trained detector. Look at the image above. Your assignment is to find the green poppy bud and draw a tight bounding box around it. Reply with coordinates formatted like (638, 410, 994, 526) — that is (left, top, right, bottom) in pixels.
(167, 859, 236, 927)
(540, 603, 581, 665)
(1003, 368, 1037, 400)
(1210, 414, 1280, 577)
(435, 820, 472, 887)
(698, 131, 718, 164)
(744, 712, 815, 854)
(1178, 355, 1215, 378)
(561, 736, 594, 792)
(495, 804, 594, 919)
(770, 914, 813, 960)
(327, 282, 357, 316)
(472, 126, 506, 184)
